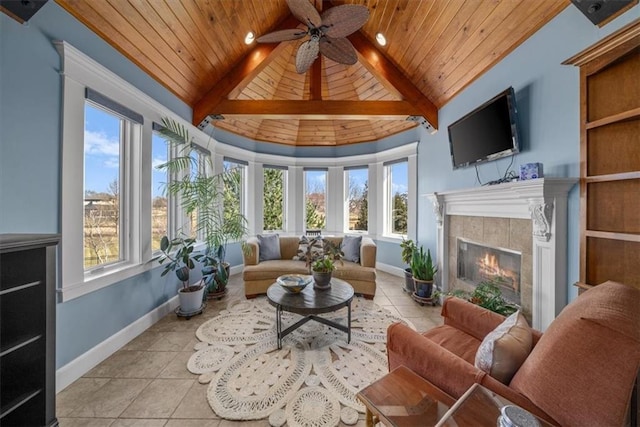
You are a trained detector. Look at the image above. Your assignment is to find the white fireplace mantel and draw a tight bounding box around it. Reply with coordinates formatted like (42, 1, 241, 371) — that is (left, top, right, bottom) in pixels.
(426, 178, 577, 330)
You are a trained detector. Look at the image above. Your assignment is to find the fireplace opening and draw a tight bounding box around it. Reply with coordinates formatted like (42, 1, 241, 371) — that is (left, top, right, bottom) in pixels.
(457, 238, 521, 304)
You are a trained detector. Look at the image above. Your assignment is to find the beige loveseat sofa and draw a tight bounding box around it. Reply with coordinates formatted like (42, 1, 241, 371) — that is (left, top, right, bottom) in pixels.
(242, 236, 377, 298)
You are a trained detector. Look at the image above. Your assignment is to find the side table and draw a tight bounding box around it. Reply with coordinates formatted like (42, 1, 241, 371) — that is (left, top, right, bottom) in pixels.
(356, 365, 455, 426)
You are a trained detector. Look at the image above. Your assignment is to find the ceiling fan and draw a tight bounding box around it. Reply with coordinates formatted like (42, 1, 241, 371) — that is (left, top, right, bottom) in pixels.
(257, 0, 369, 74)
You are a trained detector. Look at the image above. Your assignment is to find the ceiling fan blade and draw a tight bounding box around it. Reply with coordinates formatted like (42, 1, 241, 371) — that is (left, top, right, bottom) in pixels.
(320, 5, 369, 38)
(256, 29, 307, 43)
(287, 0, 321, 28)
(319, 37, 357, 65)
(296, 39, 320, 74)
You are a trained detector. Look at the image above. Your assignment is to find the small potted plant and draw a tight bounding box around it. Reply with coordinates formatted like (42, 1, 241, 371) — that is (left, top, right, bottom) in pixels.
(156, 118, 250, 301)
(155, 235, 205, 313)
(410, 246, 437, 298)
(436, 280, 519, 316)
(306, 238, 343, 289)
(400, 238, 417, 293)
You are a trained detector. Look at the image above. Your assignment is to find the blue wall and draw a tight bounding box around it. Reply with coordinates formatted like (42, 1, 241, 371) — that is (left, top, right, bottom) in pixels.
(1, 1, 637, 369)
(415, 5, 638, 302)
(0, 2, 192, 368)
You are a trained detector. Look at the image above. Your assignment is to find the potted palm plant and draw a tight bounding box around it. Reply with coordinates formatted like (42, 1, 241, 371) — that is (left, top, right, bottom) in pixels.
(410, 246, 437, 298)
(155, 236, 204, 313)
(156, 118, 249, 298)
(400, 238, 417, 293)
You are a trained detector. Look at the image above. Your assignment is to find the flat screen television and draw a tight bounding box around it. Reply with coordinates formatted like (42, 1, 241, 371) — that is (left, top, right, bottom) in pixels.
(448, 87, 521, 170)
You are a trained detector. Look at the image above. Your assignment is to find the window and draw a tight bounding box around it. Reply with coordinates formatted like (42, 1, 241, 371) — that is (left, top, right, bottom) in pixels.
(223, 159, 247, 232)
(188, 148, 210, 240)
(304, 169, 327, 231)
(263, 166, 286, 231)
(59, 41, 170, 301)
(151, 132, 168, 252)
(345, 167, 368, 232)
(83, 101, 134, 270)
(385, 160, 408, 236)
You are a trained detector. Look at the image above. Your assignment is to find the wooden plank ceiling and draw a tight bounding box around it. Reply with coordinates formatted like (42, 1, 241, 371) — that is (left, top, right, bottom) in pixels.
(55, 0, 569, 146)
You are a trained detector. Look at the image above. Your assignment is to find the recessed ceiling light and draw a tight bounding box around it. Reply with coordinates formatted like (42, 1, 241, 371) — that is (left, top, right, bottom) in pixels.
(244, 32, 255, 45)
(376, 32, 387, 46)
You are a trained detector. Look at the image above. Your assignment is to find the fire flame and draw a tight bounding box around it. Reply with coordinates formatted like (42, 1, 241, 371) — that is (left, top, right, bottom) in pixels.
(477, 252, 518, 291)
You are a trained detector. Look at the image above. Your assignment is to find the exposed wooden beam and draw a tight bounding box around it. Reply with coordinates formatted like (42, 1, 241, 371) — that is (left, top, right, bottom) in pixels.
(310, 56, 323, 100)
(349, 31, 439, 130)
(214, 100, 420, 120)
(193, 15, 301, 127)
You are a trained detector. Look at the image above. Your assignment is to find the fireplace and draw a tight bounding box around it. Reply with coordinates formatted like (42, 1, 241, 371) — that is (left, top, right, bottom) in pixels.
(457, 238, 521, 305)
(427, 178, 576, 330)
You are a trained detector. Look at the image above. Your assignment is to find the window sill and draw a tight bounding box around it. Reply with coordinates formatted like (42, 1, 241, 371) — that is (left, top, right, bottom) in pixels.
(58, 260, 159, 302)
(377, 234, 407, 244)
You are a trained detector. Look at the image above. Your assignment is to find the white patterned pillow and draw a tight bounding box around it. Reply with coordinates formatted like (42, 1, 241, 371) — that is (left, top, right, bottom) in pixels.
(475, 311, 532, 384)
(293, 236, 309, 261)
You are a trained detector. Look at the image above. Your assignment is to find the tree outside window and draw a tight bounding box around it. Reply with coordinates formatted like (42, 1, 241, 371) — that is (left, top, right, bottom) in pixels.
(223, 160, 245, 231)
(305, 170, 326, 230)
(388, 161, 408, 236)
(83, 103, 124, 269)
(346, 167, 368, 231)
(263, 167, 285, 231)
(151, 132, 168, 251)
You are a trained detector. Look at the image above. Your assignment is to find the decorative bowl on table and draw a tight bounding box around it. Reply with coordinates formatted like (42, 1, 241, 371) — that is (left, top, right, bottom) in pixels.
(277, 274, 312, 294)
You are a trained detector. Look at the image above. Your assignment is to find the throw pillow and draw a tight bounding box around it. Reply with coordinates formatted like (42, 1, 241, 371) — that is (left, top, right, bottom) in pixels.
(474, 310, 532, 384)
(257, 234, 281, 262)
(293, 236, 310, 261)
(307, 237, 324, 262)
(341, 235, 362, 263)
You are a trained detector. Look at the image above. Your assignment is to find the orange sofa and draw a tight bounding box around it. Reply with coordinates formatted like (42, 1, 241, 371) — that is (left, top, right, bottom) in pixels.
(387, 281, 640, 426)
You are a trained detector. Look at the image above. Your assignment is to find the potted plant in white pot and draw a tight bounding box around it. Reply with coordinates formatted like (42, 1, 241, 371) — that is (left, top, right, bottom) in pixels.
(411, 246, 437, 299)
(400, 238, 417, 293)
(156, 118, 249, 298)
(155, 235, 204, 313)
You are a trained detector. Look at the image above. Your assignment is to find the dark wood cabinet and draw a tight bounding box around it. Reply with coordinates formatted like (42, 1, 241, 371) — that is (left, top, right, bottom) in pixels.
(564, 19, 640, 291)
(0, 234, 59, 426)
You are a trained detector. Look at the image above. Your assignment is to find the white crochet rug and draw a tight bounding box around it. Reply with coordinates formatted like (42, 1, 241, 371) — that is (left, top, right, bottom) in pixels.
(187, 297, 412, 427)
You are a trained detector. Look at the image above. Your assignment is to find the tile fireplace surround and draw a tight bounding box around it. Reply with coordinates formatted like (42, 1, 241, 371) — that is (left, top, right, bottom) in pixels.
(428, 178, 576, 330)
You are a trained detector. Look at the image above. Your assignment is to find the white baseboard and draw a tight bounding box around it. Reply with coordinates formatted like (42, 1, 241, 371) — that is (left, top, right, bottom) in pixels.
(229, 264, 243, 276)
(375, 262, 406, 277)
(56, 295, 180, 393)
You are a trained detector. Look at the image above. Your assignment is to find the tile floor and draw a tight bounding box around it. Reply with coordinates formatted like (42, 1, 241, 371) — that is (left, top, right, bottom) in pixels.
(56, 270, 444, 426)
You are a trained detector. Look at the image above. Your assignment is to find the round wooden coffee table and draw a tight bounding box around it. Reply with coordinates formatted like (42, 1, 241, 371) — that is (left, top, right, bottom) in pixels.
(267, 278, 354, 349)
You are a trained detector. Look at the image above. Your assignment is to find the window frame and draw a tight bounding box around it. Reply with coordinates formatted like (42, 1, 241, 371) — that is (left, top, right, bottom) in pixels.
(222, 157, 248, 243)
(303, 168, 328, 232)
(383, 159, 410, 240)
(343, 166, 369, 234)
(150, 128, 171, 253)
(57, 40, 207, 302)
(83, 100, 136, 272)
(262, 166, 287, 233)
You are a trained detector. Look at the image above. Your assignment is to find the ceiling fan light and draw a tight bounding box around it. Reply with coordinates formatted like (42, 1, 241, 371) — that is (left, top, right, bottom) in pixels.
(244, 32, 255, 45)
(376, 32, 387, 46)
